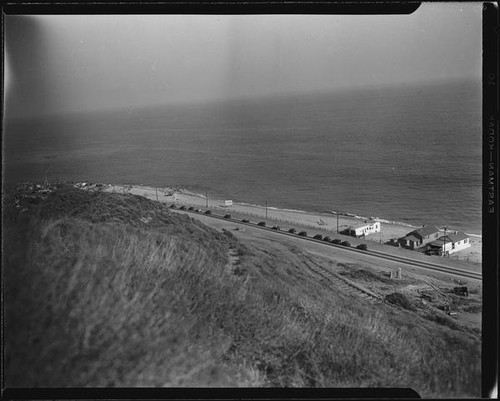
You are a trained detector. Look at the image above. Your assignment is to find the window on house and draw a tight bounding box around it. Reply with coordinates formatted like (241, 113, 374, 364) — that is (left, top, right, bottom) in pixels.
(452, 243, 455, 249)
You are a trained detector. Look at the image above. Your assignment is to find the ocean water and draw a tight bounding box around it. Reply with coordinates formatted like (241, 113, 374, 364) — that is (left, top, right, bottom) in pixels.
(3, 79, 482, 234)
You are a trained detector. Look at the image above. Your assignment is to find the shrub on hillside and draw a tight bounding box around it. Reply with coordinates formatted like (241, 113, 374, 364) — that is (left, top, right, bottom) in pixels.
(384, 292, 415, 311)
(424, 311, 462, 331)
(340, 268, 391, 284)
(2, 185, 482, 396)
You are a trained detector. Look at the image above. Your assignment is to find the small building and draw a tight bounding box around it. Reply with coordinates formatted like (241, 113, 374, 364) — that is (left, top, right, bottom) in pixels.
(399, 225, 441, 250)
(344, 221, 380, 238)
(426, 231, 471, 256)
(223, 200, 233, 207)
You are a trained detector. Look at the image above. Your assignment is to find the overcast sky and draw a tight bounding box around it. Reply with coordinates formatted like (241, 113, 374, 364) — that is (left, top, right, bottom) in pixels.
(4, 3, 482, 118)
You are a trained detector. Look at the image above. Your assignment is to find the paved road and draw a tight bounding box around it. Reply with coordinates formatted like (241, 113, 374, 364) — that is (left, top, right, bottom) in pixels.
(173, 210, 482, 283)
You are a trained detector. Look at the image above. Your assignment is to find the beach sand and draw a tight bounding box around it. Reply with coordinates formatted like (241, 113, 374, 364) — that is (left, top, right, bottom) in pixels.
(103, 184, 482, 264)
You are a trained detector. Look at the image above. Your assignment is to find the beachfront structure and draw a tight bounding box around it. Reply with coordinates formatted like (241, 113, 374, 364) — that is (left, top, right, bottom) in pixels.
(344, 221, 380, 238)
(223, 200, 233, 207)
(426, 231, 471, 256)
(399, 225, 441, 250)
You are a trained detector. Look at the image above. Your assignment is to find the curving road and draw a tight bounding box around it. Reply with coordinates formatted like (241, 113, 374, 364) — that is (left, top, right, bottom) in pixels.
(173, 209, 482, 282)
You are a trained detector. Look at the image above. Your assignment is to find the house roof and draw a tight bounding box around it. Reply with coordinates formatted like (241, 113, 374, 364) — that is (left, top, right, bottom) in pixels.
(349, 220, 379, 229)
(406, 225, 440, 239)
(403, 235, 420, 243)
(437, 232, 469, 243)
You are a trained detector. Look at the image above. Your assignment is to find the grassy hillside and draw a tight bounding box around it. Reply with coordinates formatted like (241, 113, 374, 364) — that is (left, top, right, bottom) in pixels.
(3, 185, 481, 396)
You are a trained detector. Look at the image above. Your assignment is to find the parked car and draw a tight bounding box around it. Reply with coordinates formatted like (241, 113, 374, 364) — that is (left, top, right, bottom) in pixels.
(331, 239, 342, 244)
(313, 234, 323, 240)
(341, 241, 351, 247)
(224, 214, 231, 219)
(188, 206, 194, 211)
(298, 231, 308, 237)
(288, 228, 297, 234)
(179, 205, 186, 210)
(356, 244, 368, 251)
(257, 221, 266, 227)
(242, 219, 250, 223)
(272, 225, 280, 230)
(194, 209, 201, 213)
(204, 210, 212, 215)
(323, 236, 331, 242)
(169, 204, 177, 209)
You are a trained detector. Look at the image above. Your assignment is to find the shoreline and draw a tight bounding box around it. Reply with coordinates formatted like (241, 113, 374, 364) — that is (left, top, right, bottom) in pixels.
(105, 183, 482, 237)
(100, 183, 482, 264)
(168, 187, 481, 238)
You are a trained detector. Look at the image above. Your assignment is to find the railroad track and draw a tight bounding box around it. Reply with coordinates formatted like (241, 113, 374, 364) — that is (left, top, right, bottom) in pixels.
(301, 255, 383, 304)
(173, 209, 482, 281)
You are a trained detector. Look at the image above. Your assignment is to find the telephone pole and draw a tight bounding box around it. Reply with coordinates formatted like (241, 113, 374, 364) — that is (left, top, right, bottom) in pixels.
(265, 200, 268, 222)
(206, 189, 208, 208)
(443, 227, 447, 257)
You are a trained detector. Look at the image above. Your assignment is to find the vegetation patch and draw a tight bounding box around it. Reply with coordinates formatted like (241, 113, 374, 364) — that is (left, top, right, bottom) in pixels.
(2, 185, 481, 396)
(384, 292, 416, 311)
(424, 311, 462, 331)
(339, 267, 391, 283)
(463, 304, 482, 314)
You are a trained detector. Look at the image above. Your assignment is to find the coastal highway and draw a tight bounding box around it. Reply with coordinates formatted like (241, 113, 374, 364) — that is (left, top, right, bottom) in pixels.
(173, 209, 482, 282)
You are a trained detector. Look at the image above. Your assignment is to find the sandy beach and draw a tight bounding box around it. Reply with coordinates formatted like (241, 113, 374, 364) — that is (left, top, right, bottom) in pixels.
(103, 183, 482, 264)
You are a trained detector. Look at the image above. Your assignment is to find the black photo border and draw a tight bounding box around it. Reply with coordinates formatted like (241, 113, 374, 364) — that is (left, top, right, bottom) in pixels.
(1, 1, 498, 399)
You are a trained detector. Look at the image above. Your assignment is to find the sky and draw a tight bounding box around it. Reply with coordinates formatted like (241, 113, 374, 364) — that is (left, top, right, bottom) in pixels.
(4, 3, 482, 118)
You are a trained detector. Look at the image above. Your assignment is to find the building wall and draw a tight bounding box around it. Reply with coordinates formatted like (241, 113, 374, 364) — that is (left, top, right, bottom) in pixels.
(447, 238, 471, 254)
(420, 233, 440, 247)
(353, 222, 380, 237)
(436, 238, 471, 255)
(401, 231, 439, 249)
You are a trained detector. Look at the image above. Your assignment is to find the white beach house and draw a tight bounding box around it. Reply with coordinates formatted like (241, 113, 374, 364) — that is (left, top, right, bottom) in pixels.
(426, 231, 471, 256)
(345, 221, 381, 238)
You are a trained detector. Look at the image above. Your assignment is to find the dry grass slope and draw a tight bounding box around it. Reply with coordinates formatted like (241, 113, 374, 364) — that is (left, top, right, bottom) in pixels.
(3, 185, 481, 396)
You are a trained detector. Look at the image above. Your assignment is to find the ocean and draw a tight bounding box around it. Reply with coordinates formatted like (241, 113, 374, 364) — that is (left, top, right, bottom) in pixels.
(3, 79, 482, 235)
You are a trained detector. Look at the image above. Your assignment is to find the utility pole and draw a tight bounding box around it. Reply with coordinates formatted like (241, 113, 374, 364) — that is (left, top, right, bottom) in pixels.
(265, 200, 268, 222)
(442, 227, 447, 257)
(337, 210, 339, 234)
(206, 189, 208, 208)
(155, 187, 159, 202)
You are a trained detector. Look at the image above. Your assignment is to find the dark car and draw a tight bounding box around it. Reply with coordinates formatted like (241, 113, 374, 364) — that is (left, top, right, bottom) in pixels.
(272, 225, 280, 230)
(257, 221, 266, 227)
(331, 239, 342, 244)
(169, 204, 177, 209)
(179, 205, 186, 210)
(204, 210, 212, 215)
(323, 236, 331, 242)
(188, 206, 194, 211)
(298, 231, 308, 237)
(288, 228, 297, 234)
(341, 241, 351, 247)
(313, 234, 323, 240)
(194, 209, 201, 213)
(242, 219, 250, 223)
(356, 244, 368, 251)
(426, 248, 440, 256)
(224, 214, 231, 219)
